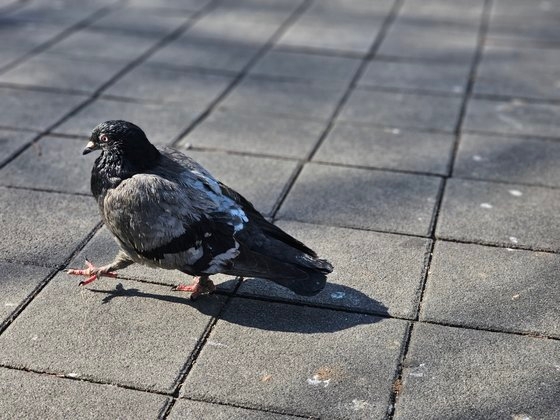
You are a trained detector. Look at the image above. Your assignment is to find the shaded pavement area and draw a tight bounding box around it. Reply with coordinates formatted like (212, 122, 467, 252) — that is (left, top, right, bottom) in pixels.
(0, 0, 559, 418)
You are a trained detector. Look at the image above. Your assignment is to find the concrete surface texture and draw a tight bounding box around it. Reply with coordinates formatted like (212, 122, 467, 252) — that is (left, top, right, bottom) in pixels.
(0, 0, 558, 419)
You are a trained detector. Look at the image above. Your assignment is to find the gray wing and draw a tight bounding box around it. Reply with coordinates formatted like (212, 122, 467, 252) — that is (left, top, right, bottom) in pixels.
(102, 168, 247, 273)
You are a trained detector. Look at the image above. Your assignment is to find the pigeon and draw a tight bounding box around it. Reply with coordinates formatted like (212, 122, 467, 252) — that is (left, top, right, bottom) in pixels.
(68, 120, 333, 299)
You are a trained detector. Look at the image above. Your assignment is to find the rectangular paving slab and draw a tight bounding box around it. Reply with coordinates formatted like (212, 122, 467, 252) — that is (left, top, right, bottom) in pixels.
(0, 187, 99, 266)
(314, 123, 454, 175)
(145, 38, 260, 73)
(169, 399, 301, 420)
(338, 89, 463, 132)
(276, 0, 392, 54)
(394, 323, 560, 420)
(0, 262, 52, 325)
(474, 44, 560, 101)
(358, 59, 470, 94)
(181, 11, 280, 47)
(278, 163, 442, 236)
(0, 129, 37, 167)
(423, 241, 560, 337)
(0, 87, 88, 132)
(238, 220, 430, 319)
(219, 77, 346, 121)
(45, 29, 160, 63)
(454, 133, 560, 188)
(379, 20, 479, 63)
(0, 136, 94, 194)
(104, 64, 234, 107)
(0, 54, 127, 94)
(437, 178, 560, 251)
(250, 48, 361, 83)
(182, 298, 407, 419)
(87, 6, 191, 38)
(53, 97, 202, 145)
(464, 98, 560, 138)
(0, 368, 169, 420)
(180, 108, 325, 159)
(0, 274, 225, 393)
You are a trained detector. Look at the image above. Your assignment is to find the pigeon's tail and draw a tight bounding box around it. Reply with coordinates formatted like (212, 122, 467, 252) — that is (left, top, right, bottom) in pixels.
(269, 264, 330, 296)
(226, 241, 333, 296)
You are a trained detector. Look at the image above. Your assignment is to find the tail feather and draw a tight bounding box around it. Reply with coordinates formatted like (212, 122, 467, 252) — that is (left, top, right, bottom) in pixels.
(225, 244, 330, 296)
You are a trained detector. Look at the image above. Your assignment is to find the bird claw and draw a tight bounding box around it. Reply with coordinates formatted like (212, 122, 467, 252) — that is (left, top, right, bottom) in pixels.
(67, 259, 117, 286)
(173, 277, 216, 300)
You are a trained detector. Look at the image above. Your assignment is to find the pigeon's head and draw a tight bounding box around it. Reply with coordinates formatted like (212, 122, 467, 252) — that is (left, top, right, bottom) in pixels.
(84, 120, 160, 167)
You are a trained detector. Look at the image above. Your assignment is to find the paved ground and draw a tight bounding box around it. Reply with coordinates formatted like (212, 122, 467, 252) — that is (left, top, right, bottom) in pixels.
(0, 0, 559, 418)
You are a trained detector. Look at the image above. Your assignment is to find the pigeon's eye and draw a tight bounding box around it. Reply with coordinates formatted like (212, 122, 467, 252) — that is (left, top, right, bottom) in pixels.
(99, 134, 109, 143)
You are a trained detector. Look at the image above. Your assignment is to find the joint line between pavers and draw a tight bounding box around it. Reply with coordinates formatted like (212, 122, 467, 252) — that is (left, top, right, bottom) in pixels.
(160, 279, 244, 419)
(387, 2, 495, 417)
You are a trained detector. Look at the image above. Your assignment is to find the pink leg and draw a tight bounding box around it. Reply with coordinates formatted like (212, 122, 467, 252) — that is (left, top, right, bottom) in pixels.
(173, 276, 216, 300)
(67, 259, 118, 286)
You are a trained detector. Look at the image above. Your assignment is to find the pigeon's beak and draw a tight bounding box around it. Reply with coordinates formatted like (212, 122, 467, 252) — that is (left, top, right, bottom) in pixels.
(82, 140, 98, 155)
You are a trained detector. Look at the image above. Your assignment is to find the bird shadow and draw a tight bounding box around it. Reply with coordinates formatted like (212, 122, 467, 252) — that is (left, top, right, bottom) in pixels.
(87, 280, 389, 334)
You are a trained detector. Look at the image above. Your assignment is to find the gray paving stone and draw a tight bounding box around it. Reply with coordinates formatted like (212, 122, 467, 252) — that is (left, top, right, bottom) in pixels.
(0, 274, 224, 392)
(169, 399, 299, 420)
(464, 98, 560, 139)
(182, 12, 280, 47)
(180, 108, 325, 159)
(185, 150, 298, 216)
(145, 38, 259, 73)
(69, 227, 239, 292)
(338, 89, 463, 133)
(250, 49, 361, 83)
(437, 178, 560, 251)
(474, 45, 560, 100)
(454, 133, 560, 188)
(398, 0, 484, 23)
(0, 87, 87, 131)
(314, 123, 454, 175)
(45, 29, 159, 63)
(88, 7, 191, 38)
(0, 187, 99, 266)
(0, 368, 169, 420)
(394, 323, 560, 420)
(0, 20, 66, 52)
(0, 54, 126, 94)
(4, 1, 108, 25)
(0, 50, 23, 70)
(105, 64, 234, 107)
(219, 77, 346, 120)
(127, 0, 212, 11)
(277, 163, 442, 236)
(422, 241, 560, 336)
(277, 0, 392, 54)
(379, 21, 479, 63)
(53, 98, 202, 145)
(0, 262, 52, 324)
(489, 0, 560, 43)
(0, 136, 92, 194)
(359, 60, 470, 94)
(182, 298, 407, 419)
(209, 0, 303, 26)
(0, 129, 37, 166)
(238, 220, 430, 319)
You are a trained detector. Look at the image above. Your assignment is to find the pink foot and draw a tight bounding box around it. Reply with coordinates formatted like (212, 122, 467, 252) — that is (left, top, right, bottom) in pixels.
(67, 259, 117, 286)
(173, 276, 216, 300)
